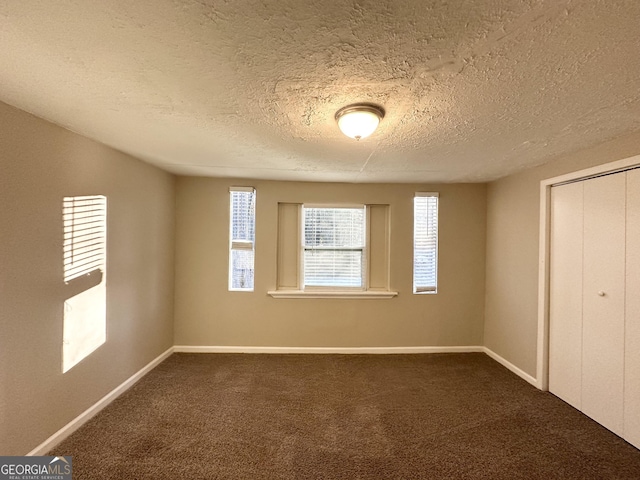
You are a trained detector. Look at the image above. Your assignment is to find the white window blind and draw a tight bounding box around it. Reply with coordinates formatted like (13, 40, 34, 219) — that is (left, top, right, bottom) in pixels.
(303, 206, 365, 288)
(63, 195, 107, 283)
(413, 193, 438, 293)
(229, 187, 256, 291)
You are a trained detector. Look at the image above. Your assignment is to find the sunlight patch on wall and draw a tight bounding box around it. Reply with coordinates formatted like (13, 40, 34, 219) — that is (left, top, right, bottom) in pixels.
(62, 196, 107, 373)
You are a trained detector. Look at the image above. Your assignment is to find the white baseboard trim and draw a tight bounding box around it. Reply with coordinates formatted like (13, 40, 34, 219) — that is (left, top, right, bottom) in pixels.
(482, 347, 538, 388)
(173, 345, 485, 354)
(27, 346, 174, 456)
(26, 344, 539, 455)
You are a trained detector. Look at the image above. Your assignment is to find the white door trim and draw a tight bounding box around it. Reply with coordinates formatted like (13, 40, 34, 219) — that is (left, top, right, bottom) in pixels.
(537, 154, 640, 391)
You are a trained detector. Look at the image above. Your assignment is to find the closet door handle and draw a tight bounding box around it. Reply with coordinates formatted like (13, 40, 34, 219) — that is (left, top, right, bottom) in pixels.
(598, 291, 606, 297)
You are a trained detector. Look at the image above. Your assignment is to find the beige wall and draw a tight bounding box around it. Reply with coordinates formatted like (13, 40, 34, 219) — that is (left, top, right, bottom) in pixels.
(7, 88, 637, 455)
(0, 102, 175, 455)
(174, 177, 486, 348)
(485, 130, 640, 377)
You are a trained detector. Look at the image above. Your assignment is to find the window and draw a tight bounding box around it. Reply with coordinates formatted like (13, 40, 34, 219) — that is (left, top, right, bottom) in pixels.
(268, 203, 396, 298)
(302, 206, 366, 289)
(413, 193, 439, 293)
(62, 195, 107, 372)
(63, 196, 107, 282)
(229, 187, 256, 291)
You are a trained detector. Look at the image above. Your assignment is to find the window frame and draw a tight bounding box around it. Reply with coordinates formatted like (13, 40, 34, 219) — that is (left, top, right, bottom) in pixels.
(62, 195, 107, 373)
(413, 192, 439, 294)
(63, 195, 107, 283)
(300, 203, 368, 292)
(228, 186, 256, 292)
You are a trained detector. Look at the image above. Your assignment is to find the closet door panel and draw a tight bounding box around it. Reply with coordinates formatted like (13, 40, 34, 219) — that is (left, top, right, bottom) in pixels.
(625, 168, 640, 449)
(582, 173, 626, 436)
(549, 182, 584, 409)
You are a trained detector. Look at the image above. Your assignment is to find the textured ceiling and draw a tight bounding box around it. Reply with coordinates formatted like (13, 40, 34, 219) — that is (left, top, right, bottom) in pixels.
(1, 0, 639, 183)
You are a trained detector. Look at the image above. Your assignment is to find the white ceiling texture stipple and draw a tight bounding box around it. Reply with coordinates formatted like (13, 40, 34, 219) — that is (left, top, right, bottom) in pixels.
(1, 1, 639, 183)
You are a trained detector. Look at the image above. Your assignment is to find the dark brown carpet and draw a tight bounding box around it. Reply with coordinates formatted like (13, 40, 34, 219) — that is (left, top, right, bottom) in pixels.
(50, 353, 640, 479)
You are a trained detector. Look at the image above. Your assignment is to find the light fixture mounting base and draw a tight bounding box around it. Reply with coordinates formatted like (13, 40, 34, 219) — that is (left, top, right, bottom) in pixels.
(334, 103, 385, 122)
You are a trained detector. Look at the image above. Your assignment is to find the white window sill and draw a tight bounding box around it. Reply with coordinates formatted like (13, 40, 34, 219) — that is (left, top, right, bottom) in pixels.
(267, 290, 398, 299)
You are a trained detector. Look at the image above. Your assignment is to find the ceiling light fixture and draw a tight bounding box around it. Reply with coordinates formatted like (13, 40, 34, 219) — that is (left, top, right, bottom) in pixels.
(335, 104, 385, 140)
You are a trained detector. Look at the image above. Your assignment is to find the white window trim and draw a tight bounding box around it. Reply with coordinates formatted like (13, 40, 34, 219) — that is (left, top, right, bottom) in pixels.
(230, 240, 253, 251)
(267, 289, 397, 299)
(268, 203, 397, 299)
(228, 186, 256, 292)
(63, 195, 107, 283)
(301, 204, 367, 291)
(413, 192, 439, 295)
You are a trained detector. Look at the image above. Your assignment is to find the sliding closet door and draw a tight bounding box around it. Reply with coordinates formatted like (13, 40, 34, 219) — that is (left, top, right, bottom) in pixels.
(582, 173, 626, 436)
(549, 181, 584, 410)
(625, 169, 640, 449)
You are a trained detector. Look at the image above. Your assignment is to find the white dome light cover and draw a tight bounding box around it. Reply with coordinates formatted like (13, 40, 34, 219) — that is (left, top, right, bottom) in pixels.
(335, 104, 385, 140)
